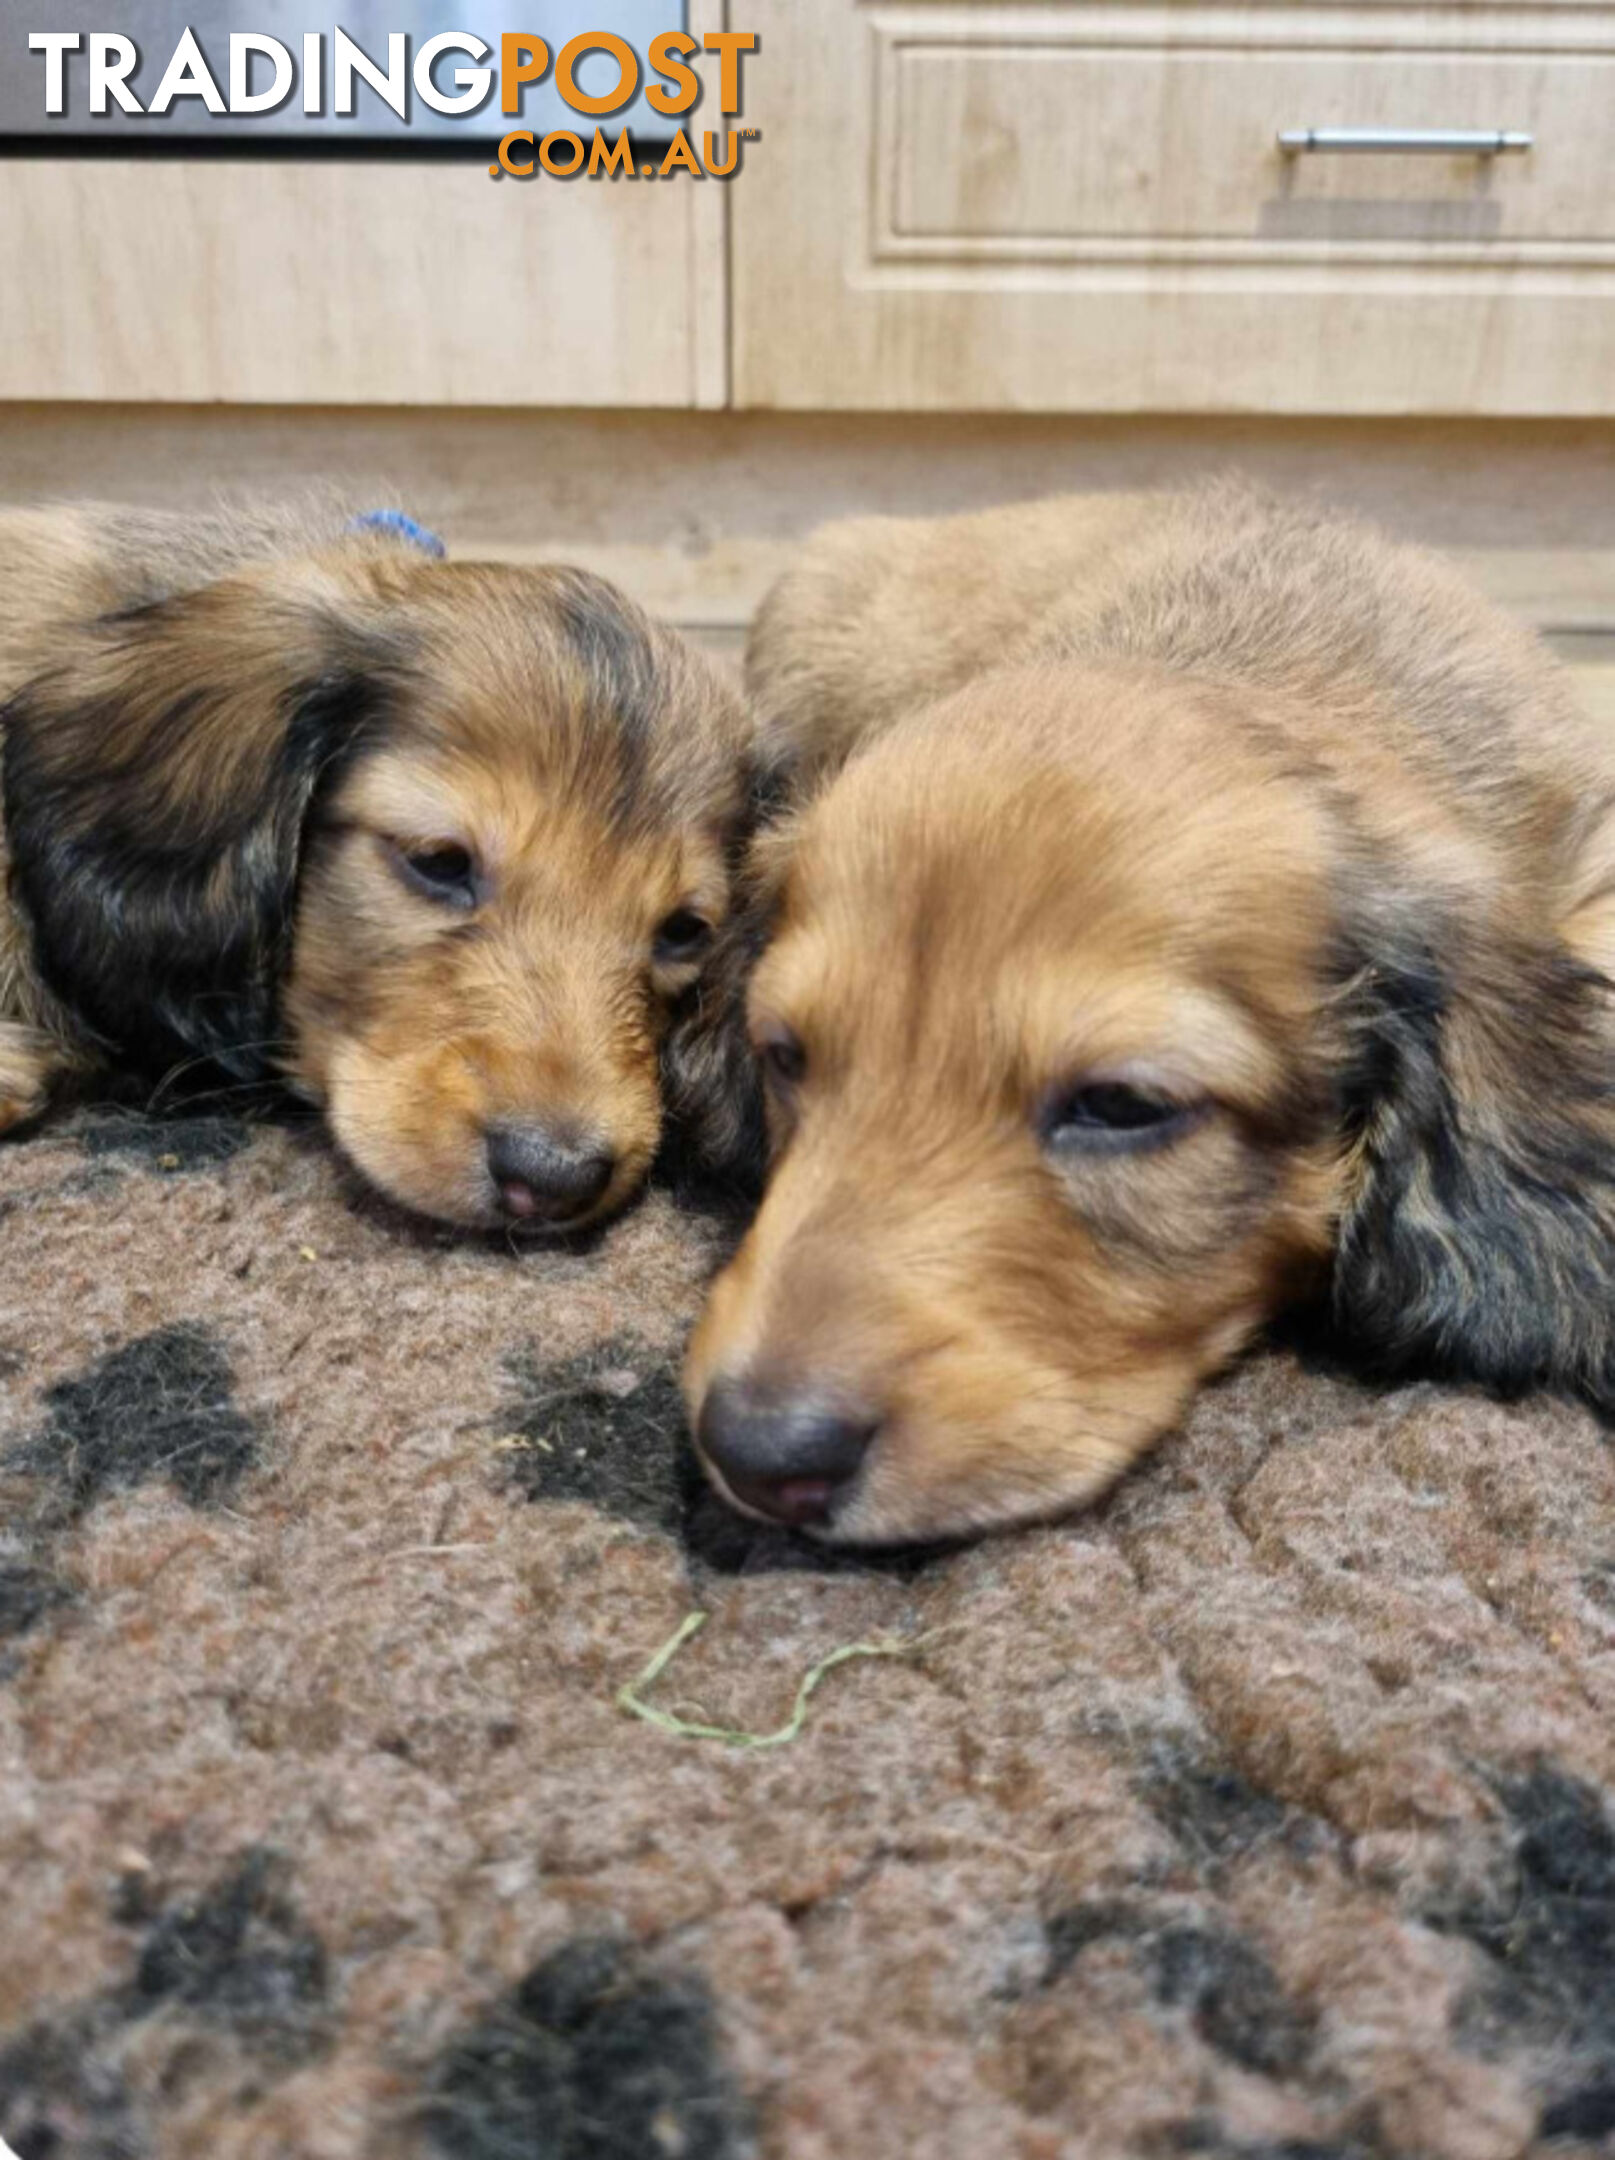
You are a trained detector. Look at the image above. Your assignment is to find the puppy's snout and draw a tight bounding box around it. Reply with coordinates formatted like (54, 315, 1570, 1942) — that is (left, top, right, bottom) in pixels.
(697, 1377, 879, 1528)
(485, 1121, 614, 1224)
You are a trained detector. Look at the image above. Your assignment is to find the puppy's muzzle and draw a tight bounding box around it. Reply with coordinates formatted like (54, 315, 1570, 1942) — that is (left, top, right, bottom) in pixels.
(485, 1120, 615, 1226)
(696, 1375, 879, 1528)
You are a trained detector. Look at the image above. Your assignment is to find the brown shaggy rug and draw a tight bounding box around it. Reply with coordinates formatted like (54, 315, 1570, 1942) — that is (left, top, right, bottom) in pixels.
(5, 1106, 1615, 2160)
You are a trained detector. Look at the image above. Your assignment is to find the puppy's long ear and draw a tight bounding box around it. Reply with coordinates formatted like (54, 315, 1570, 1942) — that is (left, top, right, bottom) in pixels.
(2, 566, 400, 1083)
(660, 806, 798, 1199)
(1333, 920, 1615, 1413)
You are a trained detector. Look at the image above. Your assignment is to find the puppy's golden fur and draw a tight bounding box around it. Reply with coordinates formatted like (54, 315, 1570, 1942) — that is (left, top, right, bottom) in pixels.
(682, 483, 1615, 1544)
(0, 502, 748, 1227)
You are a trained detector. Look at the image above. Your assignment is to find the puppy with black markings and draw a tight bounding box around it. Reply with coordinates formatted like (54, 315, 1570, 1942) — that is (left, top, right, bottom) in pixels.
(0, 501, 748, 1229)
(679, 483, 1615, 1544)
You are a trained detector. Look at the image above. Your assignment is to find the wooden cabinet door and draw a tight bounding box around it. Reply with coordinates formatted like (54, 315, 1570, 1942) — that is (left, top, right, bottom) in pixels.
(732, 0, 1615, 414)
(0, 1, 728, 407)
(0, 158, 725, 406)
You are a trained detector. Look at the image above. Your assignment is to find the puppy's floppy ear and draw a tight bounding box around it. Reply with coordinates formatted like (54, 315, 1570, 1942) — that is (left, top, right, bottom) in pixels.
(660, 804, 799, 1199)
(1332, 915, 1615, 1413)
(2, 565, 402, 1082)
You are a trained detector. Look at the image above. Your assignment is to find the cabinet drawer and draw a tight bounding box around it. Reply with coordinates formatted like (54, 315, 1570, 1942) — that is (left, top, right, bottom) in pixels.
(892, 43, 1615, 258)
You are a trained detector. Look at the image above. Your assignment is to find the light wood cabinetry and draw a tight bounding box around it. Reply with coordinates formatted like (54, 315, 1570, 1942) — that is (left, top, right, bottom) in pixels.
(731, 0, 1615, 414)
(0, 159, 726, 406)
(0, 0, 728, 408)
(4, 1, 1615, 420)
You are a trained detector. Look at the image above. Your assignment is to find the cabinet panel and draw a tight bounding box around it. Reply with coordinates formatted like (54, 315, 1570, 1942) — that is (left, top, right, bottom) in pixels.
(0, 0, 730, 407)
(893, 42, 1615, 254)
(0, 160, 723, 406)
(732, 1, 1615, 414)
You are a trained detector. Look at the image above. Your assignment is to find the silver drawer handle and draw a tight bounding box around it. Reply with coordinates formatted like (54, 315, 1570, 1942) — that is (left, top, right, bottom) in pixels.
(1278, 127, 1532, 154)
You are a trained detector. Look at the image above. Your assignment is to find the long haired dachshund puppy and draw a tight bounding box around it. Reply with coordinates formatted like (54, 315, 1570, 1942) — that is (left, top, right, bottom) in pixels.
(0, 502, 748, 1228)
(680, 483, 1615, 1544)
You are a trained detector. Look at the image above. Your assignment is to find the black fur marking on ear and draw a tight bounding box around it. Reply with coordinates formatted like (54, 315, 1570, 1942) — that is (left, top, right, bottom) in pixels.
(656, 759, 787, 1202)
(658, 897, 770, 1203)
(547, 567, 666, 813)
(1331, 926, 1615, 1415)
(2, 663, 390, 1085)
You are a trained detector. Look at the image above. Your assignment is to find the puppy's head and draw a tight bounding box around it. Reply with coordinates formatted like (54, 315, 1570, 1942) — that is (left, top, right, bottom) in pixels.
(3, 547, 749, 1228)
(685, 666, 1347, 1542)
(688, 652, 1615, 1542)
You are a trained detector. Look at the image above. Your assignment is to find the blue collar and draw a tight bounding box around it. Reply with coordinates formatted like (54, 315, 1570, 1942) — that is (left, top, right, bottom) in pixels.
(349, 508, 446, 559)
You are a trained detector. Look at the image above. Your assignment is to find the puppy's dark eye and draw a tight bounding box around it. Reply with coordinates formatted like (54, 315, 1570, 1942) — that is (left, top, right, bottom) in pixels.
(756, 1023, 806, 1090)
(395, 841, 479, 909)
(653, 907, 713, 965)
(1042, 1081, 1201, 1152)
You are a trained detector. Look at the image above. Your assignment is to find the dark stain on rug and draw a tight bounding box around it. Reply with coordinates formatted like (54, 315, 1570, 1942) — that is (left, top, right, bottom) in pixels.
(502, 1341, 695, 1536)
(423, 1935, 749, 2160)
(1162, 2122, 1381, 2160)
(0, 1850, 328, 2160)
(0, 1558, 73, 1641)
(1579, 1559, 1615, 1616)
(0, 2012, 144, 2160)
(1144, 1750, 1298, 1872)
(1540, 2080, 1615, 2143)
(1424, 1762, 1615, 2136)
(501, 1337, 937, 1581)
(1434, 1764, 1615, 2045)
(1039, 1900, 1313, 2078)
(126, 1848, 328, 2057)
(12, 1324, 261, 1514)
(74, 1108, 255, 1172)
(1039, 1895, 1154, 1983)
(1151, 1922, 1313, 2078)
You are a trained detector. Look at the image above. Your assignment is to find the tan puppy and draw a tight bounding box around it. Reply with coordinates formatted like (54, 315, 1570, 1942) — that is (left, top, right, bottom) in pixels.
(682, 484, 1615, 1544)
(0, 502, 749, 1228)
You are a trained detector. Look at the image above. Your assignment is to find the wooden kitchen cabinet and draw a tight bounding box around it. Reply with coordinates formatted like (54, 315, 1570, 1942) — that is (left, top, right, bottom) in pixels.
(7, 0, 1615, 418)
(0, 0, 728, 408)
(0, 157, 726, 406)
(731, 0, 1615, 414)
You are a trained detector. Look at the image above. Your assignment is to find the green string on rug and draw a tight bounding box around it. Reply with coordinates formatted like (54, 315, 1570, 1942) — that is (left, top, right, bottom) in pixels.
(616, 1609, 924, 1748)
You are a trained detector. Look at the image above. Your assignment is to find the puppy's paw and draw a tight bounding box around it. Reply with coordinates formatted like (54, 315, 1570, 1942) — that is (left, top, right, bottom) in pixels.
(0, 1027, 66, 1135)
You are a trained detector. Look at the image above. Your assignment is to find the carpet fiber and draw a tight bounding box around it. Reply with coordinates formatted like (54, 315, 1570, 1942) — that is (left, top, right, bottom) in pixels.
(5, 1110, 1615, 2159)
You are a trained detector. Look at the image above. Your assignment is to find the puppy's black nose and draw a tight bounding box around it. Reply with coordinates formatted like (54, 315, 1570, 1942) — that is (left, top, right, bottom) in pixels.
(697, 1378, 878, 1527)
(486, 1123, 614, 1223)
